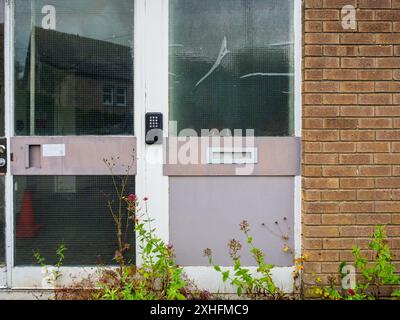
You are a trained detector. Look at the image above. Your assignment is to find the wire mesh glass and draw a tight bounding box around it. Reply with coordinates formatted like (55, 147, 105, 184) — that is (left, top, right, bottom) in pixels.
(169, 0, 294, 136)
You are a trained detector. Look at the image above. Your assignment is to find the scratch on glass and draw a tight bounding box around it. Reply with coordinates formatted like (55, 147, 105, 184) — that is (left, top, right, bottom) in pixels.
(240, 73, 294, 79)
(195, 36, 230, 88)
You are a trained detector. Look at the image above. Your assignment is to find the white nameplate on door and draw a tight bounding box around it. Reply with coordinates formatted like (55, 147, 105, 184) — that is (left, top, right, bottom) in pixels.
(42, 144, 66, 157)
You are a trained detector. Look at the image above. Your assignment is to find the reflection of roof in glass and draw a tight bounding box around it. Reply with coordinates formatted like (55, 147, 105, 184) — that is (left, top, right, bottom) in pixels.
(25, 27, 133, 81)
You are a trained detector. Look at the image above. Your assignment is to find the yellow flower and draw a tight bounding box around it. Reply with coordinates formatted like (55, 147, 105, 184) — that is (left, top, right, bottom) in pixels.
(315, 277, 322, 283)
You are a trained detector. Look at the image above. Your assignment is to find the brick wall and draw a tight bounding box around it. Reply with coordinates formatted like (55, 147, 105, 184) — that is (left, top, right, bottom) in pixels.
(302, 0, 400, 296)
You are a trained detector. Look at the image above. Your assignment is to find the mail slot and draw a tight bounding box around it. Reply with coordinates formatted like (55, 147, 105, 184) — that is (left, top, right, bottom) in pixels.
(207, 147, 258, 164)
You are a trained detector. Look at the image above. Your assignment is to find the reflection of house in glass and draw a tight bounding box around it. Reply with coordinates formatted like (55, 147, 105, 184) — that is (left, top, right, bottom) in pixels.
(170, 44, 294, 136)
(16, 27, 134, 136)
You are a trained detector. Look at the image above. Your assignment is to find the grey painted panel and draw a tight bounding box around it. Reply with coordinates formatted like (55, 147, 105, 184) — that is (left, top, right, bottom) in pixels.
(11, 136, 136, 175)
(170, 177, 294, 266)
(164, 137, 301, 176)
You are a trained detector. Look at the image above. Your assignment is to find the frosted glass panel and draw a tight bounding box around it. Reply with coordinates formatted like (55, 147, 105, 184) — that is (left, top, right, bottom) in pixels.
(169, 0, 294, 136)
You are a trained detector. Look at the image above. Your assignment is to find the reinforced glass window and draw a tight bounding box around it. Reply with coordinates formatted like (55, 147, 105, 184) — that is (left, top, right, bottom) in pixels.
(169, 0, 294, 136)
(14, 176, 135, 266)
(14, 0, 134, 136)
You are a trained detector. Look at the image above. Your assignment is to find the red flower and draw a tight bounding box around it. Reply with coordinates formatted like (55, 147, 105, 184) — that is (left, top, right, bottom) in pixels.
(127, 194, 137, 203)
(347, 289, 355, 296)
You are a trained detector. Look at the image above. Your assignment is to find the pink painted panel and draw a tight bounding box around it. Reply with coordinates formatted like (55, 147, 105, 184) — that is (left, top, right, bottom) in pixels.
(164, 137, 301, 176)
(11, 136, 136, 175)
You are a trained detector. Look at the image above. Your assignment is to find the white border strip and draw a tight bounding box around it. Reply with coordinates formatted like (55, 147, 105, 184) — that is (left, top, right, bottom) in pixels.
(4, 0, 15, 288)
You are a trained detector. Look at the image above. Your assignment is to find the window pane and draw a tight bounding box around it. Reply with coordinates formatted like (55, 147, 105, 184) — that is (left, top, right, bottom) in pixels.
(14, 176, 135, 266)
(169, 0, 294, 136)
(14, 0, 134, 136)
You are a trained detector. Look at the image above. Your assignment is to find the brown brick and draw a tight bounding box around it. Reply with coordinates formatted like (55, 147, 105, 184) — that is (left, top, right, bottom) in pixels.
(340, 154, 373, 164)
(340, 226, 374, 237)
(324, 69, 358, 80)
(304, 81, 340, 92)
(305, 33, 340, 44)
(324, 118, 358, 128)
(306, 251, 339, 262)
(304, 94, 323, 105)
(377, 58, 400, 68)
(322, 166, 358, 176)
(391, 143, 400, 152)
(305, 70, 324, 80)
(359, 45, 393, 56)
(323, 142, 356, 152)
(357, 142, 390, 153)
(304, 166, 322, 177)
(340, 130, 375, 141)
(359, 166, 391, 176)
(304, 190, 322, 201)
(304, 142, 322, 152)
(304, 203, 339, 215)
(305, 0, 323, 8)
(359, 119, 392, 129)
(375, 202, 400, 213)
(357, 190, 391, 200)
(303, 239, 323, 250)
(376, 178, 400, 188)
(356, 214, 392, 225)
(375, 10, 400, 21)
(376, 106, 400, 116)
(303, 178, 340, 189)
(359, 0, 392, 8)
(341, 58, 376, 68)
(304, 119, 324, 129)
(375, 82, 400, 92)
(340, 82, 374, 93)
(305, 21, 323, 33)
(376, 34, 400, 44)
(393, 0, 400, 8)
(358, 94, 392, 105)
(305, 9, 340, 20)
(305, 57, 340, 68)
(323, 238, 356, 249)
(304, 226, 339, 238)
(304, 130, 339, 141)
(340, 178, 375, 189)
(323, 0, 357, 8)
(374, 154, 400, 164)
(322, 214, 356, 225)
(340, 202, 374, 213)
(304, 106, 339, 117)
(303, 214, 322, 225)
(358, 70, 392, 80)
(340, 34, 375, 45)
(359, 22, 392, 33)
(323, 45, 358, 56)
(305, 45, 323, 56)
(322, 190, 356, 201)
(304, 262, 322, 273)
(376, 131, 400, 140)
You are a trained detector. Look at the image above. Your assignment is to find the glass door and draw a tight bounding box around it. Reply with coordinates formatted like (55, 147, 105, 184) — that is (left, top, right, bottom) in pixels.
(165, 0, 301, 291)
(6, 0, 138, 288)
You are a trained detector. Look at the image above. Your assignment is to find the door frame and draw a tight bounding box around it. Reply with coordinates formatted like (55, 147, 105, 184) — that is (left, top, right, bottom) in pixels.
(2, 0, 302, 293)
